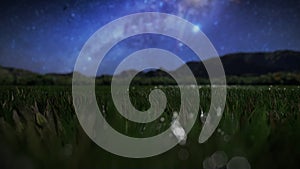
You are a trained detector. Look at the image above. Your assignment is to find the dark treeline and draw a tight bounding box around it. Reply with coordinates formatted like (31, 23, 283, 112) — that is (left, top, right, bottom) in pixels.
(0, 71, 299, 86)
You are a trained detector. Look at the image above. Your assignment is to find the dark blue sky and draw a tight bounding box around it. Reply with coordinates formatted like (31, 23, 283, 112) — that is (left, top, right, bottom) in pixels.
(0, 0, 299, 74)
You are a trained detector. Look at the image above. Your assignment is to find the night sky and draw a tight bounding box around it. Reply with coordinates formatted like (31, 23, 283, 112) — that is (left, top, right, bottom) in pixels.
(0, 0, 299, 74)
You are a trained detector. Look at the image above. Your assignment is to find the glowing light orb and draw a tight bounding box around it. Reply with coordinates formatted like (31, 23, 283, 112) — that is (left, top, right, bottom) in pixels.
(193, 25, 201, 32)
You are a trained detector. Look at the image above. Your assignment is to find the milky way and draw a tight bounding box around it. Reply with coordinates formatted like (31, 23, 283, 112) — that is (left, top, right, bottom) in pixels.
(0, 0, 299, 74)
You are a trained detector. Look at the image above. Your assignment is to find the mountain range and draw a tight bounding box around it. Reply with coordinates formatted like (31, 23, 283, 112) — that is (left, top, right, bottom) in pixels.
(1, 50, 300, 85)
(140, 50, 300, 78)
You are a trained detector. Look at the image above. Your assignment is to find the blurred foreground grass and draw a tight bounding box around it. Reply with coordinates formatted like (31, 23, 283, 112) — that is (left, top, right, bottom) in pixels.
(0, 86, 300, 169)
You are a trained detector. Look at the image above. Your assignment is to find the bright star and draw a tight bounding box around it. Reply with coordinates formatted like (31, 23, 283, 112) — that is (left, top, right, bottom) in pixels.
(192, 25, 201, 32)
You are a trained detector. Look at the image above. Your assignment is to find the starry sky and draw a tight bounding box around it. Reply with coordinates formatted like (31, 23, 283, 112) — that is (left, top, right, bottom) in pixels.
(0, 0, 299, 74)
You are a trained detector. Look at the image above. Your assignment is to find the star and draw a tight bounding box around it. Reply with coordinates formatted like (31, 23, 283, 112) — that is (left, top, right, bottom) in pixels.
(193, 25, 201, 32)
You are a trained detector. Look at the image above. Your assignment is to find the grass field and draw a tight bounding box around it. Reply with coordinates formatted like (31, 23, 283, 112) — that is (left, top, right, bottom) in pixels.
(0, 86, 300, 169)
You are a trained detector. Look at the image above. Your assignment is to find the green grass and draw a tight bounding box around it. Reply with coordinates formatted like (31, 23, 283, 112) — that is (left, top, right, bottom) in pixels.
(0, 86, 300, 169)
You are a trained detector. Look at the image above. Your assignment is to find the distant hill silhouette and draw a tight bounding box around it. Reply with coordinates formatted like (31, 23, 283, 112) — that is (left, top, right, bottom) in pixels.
(179, 50, 300, 77)
(1, 50, 300, 85)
